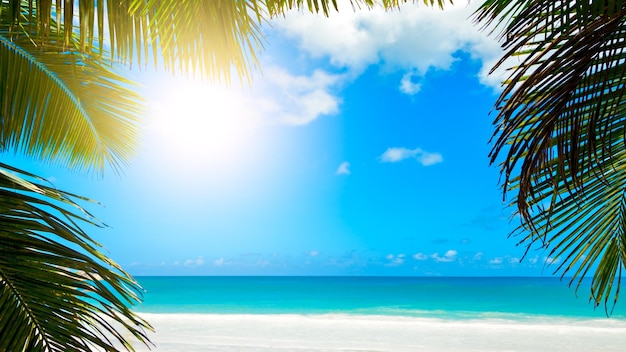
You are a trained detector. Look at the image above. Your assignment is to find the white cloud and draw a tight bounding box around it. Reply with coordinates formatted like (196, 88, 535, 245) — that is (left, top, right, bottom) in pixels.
(509, 257, 520, 264)
(380, 147, 415, 162)
(307, 250, 320, 257)
(489, 257, 503, 265)
(413, 250, 459, 262)
(385, 253, 405, 266)
(380, 147, 443, 166)
(184, 256, 205, 267)
(418, 151, 444, 166)
(413, 252, 428, 260)
(528, 255, 539, 264)
(432, 249, 457, 263)
(445, 249, 457, 258)
(214, 258, 226, 267)
(391, 258, 404, 266)
(272, 1, 504, 90)
(544, 257, 560, 265)
(472, 252, 483, 261)
(253, 67, 344, 125)
(336, 161, 351, 175)
(167, 66, 344, 129)
(399, 72, 421, 95)
(256, 260, 271, 267)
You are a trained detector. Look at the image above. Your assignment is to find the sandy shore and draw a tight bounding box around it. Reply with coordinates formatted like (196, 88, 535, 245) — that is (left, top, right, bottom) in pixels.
(113, 313, 626, 351)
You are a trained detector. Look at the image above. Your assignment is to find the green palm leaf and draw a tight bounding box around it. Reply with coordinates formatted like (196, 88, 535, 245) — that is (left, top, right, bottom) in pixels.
(0, 162, 152, 351)
(475, 0, 626, 311)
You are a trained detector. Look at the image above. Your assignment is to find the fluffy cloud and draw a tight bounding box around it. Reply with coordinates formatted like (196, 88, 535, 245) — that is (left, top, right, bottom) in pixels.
(306, 250, 320, 257)
(489, 257, 503, 265)
(486, 256, 522, 266)
(336, 161, 351, 175)
(419, 151, 444, 166)
(249, 67, 345, 125)
(432, 249, 457, 263)
(412, 250, 458, 262)
(380, 147, 415, 162)
(412, 252, 428, 261)
(544, 257, 560, 265)
(472, 252, 483, 261)
(184, 256, 205, 267)
(272, 1, 504, 91)
(385, 253, 406, 266)
(399, 72, 422, 95)
(380, 147, 443, 166)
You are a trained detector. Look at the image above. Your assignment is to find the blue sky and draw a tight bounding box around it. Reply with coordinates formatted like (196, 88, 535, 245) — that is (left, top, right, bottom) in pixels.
(9, 2, 562, 276)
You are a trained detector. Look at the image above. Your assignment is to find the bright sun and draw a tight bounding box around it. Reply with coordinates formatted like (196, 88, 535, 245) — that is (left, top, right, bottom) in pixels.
(148, 76, 262, 171)
(143, 74, 283, 201)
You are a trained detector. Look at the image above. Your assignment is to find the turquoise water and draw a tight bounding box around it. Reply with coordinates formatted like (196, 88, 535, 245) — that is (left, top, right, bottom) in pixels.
(134, 276, 626, 320)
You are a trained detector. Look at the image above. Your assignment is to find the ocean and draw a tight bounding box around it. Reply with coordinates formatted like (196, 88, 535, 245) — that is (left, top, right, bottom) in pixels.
(135, 276, 626, 319)
(125, 276, 626, 351)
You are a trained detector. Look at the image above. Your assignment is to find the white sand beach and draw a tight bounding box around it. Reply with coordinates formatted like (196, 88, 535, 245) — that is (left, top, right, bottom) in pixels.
(122, 313, 626, 351)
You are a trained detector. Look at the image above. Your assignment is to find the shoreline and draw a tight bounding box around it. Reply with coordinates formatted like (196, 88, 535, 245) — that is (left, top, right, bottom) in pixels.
(122, 313, 626, 351)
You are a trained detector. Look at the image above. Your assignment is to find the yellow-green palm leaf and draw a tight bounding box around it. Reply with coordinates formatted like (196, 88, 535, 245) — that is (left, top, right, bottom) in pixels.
(0, 34, 142, 173)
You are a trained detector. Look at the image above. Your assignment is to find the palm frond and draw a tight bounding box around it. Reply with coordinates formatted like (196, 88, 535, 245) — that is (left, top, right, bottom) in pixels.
(3, 1, 453, 83)
(475, 0, 626, 311)
(263, 0, 449, 17)
(126, 0, 265, 83)
(0, 162, 152, 351)
(0, 33, 142, 173)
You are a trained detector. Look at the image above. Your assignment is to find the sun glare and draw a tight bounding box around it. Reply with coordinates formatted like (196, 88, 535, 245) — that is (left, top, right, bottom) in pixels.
(148, 76, 262, 172)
